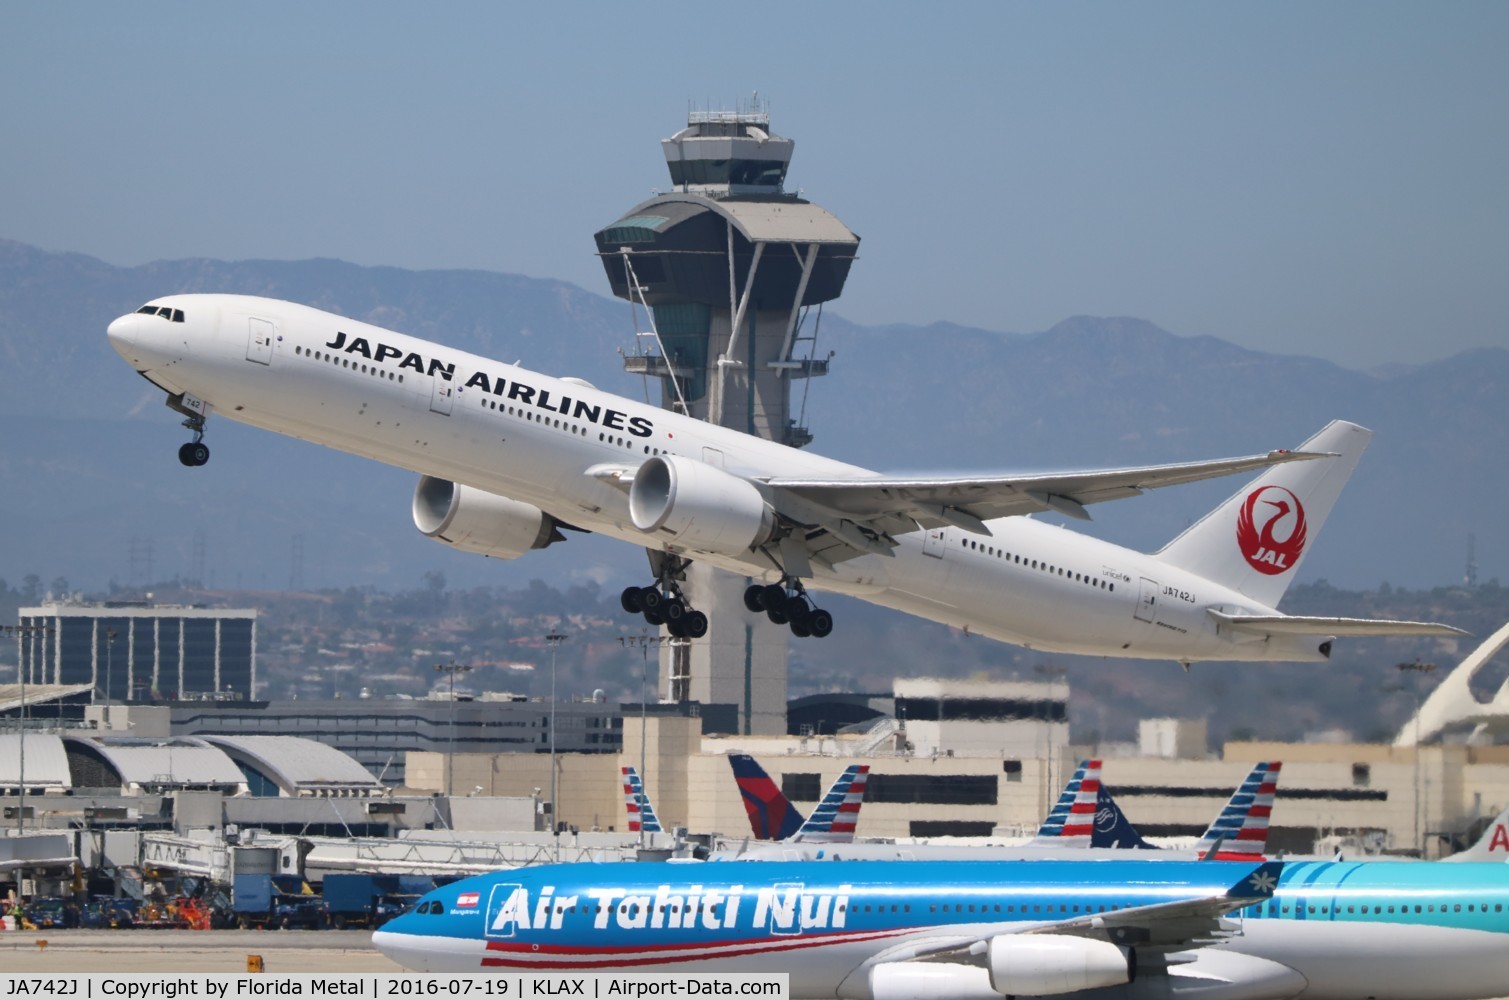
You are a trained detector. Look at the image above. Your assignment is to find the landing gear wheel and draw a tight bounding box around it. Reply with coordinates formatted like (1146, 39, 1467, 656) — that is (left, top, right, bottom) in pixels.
(644, 608, 665, 626)
(666, 617, 688, 638)
(789, 614, 812, 638)
(640, 588, 665, 612)
(683, 610, 709, 639)
(663, 599, 686, 623)
(743, 585, 766, 613)
(808, 609, 834, 638)
(784, 595, 810, 621)
(621, 587, 645, 614)
(766, 606, 789, 626)
(178, 441, 209, 467)
(758, 584, 787, 611)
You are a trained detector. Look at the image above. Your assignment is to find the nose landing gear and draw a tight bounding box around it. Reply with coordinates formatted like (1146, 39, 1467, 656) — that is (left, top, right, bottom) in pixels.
(744, 581, 833, 639)
(177, 412, 210, 467)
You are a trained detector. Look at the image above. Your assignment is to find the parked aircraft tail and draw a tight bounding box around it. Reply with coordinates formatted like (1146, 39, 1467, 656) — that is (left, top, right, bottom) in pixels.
(1196, 761, 1282, 858)
(1156, 420, 1370, 608)
(1089, 783, 1159, 850)
(727, 755, 871, 843)
(791, 765, 870, 844)
(1445, 804, 1509, 861)
(621, 766, 662, 834)
(1029, 759, 1102, 848)
(727, 754, 806, 841)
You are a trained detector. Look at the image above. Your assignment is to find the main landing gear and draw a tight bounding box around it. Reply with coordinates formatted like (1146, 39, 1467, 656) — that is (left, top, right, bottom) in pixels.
(621, 554, 708, 640)
(744, 581, 833, 639)
(176, 407, 210, 467)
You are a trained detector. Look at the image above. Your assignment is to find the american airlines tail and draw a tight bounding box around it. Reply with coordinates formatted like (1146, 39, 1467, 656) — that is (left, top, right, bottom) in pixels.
(1196, 761, 1282, 858)
(791, 764, 869, 843)
(1156, 420, 1369, 608)
(621, 766, 662, 834)
(1444, 803, 1509, 861)
(1028, 759, 1102, 848)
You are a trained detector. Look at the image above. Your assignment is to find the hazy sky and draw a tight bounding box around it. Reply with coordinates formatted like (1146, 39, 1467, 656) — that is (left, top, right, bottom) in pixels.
(5, 3, 1506, 367)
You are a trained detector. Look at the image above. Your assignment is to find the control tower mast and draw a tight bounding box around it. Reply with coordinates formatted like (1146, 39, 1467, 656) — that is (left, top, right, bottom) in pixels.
(594, 107, 860, 735)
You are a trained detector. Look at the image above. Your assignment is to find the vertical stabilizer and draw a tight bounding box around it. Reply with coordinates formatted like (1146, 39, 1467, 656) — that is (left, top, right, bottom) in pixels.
(621, 766, 662, 834)
(792, 765, 871, 844)
(1089, 785, 1158, 850)
(1029, 760, 1102, 848)
(1445, 804, 1509, 861)
(728, 754, 805, 841)
(1156, 420, 1371, 607)
(1196, 762, 1281, 858)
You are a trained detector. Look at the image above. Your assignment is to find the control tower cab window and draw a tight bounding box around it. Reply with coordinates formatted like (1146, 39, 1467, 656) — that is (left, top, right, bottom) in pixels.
(136, 304, 186, 323)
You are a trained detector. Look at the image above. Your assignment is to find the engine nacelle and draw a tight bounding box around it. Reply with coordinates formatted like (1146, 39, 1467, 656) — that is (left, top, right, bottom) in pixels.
(987, 934, 1132, 996)
(412, 477, 565, 560)
(628, 454, 775, 555)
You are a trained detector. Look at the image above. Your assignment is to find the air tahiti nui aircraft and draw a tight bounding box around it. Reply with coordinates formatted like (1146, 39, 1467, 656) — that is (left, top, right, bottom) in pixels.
(108, 295, 1461, 661)
(372, 855, 1509, 999)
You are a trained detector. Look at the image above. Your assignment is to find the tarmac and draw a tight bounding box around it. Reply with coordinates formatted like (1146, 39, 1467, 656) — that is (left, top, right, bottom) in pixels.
(0, 928, 405, 973)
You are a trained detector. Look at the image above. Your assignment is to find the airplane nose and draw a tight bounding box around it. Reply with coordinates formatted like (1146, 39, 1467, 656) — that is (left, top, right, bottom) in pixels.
(107, 313, 138, 354)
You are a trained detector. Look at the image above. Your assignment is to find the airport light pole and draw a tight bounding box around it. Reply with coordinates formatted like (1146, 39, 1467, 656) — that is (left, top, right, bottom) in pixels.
(433, 662, 473, 799)
(618, 631, 687, 846)
(104, 627, 118, 710)
(1396, 659, 1437, 856)
(545, 631, 567, 860)
(1035, 664, 1068, 820)
(4, 622, 56, 838)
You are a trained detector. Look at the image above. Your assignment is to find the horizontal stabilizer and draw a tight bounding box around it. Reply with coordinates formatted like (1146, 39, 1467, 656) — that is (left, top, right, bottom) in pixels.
(1209, 610, 1467, 638)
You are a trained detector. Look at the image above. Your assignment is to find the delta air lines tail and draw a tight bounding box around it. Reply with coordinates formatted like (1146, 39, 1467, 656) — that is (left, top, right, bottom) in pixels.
(728, 754, 869, 843)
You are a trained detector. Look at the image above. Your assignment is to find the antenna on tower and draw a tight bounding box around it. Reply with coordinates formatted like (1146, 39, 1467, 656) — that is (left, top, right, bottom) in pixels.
(1465, 533, 1478, 589)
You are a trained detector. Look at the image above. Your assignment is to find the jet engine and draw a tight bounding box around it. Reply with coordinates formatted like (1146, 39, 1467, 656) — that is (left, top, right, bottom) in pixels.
(987, 935, 1132, 996)
(413, 476, 566, 560)
(628, 454, 775, 555)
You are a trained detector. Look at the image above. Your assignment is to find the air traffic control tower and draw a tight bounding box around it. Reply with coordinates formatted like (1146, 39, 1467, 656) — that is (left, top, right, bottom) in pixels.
(594, 109, 860, 735)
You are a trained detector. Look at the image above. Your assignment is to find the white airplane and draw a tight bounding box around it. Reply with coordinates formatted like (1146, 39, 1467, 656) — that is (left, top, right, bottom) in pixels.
(107, 294, 1461, 661)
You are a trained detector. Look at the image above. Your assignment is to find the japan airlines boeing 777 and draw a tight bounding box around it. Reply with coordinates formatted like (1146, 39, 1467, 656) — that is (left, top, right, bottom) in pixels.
(373, 856, 1509, 999)
(107, 294, 1460, 661)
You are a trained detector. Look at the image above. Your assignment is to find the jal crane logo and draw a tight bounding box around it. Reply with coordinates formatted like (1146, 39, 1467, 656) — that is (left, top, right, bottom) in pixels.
(1236, 486, 1307, 576)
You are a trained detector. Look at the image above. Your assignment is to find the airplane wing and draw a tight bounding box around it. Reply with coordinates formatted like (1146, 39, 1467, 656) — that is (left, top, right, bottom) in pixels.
(591, 446, 1326, 566)
(871, 860, 1283, 969)
(762, 448, 1324, 528)
(1209, 611, 1469, 639)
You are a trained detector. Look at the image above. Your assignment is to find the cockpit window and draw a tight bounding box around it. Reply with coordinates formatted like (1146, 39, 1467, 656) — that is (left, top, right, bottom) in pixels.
(136, 305, 186, 322)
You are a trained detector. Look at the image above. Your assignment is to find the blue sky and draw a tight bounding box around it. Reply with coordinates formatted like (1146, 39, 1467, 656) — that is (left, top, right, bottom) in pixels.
(5, 2, 1506, 367)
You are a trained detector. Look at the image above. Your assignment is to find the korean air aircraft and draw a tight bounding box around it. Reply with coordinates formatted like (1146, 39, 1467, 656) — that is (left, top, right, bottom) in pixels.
(107, 295, 1461, 660)
(372, 856, 1509, 999)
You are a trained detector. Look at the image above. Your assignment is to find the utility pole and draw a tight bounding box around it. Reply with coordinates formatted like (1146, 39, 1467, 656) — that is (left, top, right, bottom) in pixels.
(1396, 659, 1437, 856)
(617, 632, 688, 846)
(4, 622, 54, 905)
(433, 662, 473, 799)
(545, 631, 567, 861)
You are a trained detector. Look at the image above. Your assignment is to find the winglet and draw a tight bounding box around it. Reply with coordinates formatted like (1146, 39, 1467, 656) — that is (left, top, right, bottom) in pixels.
(1229, 861, 1284, 901)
